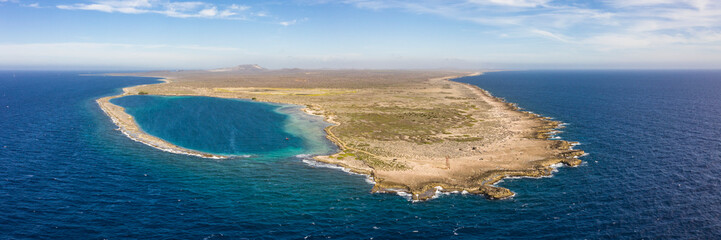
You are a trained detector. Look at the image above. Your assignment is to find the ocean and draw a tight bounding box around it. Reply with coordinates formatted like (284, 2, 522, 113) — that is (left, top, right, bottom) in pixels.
(1, 70, 720, 239)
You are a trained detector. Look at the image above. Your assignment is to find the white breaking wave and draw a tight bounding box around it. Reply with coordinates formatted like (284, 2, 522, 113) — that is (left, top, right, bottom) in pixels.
(116, 125, 226, 159)
(395, 191, 413, 201)
(299, 156, 376, 185)
(295, 154, 314, 159)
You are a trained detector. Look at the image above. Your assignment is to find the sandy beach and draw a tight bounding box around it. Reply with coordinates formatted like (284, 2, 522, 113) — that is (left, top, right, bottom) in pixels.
(99, 67, 584, 201)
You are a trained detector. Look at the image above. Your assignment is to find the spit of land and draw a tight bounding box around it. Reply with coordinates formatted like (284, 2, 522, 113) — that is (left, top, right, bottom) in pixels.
(98, 66, 584, 201)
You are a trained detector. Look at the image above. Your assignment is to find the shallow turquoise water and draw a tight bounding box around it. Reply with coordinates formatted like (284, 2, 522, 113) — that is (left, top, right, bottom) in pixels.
(110, 95, 334, 158)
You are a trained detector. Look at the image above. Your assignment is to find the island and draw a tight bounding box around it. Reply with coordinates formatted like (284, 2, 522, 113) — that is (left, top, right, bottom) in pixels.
(97, 65, 585, 201)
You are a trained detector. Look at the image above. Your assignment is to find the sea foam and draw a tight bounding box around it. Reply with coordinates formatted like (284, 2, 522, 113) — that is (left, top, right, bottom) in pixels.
(298, 155, 376, 185)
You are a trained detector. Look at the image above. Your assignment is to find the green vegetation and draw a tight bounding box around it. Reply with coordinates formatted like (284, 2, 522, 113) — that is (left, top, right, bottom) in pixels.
(333, 150, 408, 170)
(353, 151, 408, 170)
(138, 91, 148, 95)
(334, 105, 476, 144)
(447, 136, 483, 142)
(335, 151, 356, 160)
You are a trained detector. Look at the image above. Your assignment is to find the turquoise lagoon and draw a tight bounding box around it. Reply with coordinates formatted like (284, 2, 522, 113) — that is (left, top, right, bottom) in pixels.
(109, 95, 336, 158)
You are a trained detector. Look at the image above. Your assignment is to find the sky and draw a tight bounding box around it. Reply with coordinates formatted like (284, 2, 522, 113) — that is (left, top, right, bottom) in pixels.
(1, 0, 721, 70)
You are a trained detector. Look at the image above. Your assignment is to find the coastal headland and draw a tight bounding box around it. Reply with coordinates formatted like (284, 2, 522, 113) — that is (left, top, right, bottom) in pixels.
(99, 65, 584, 201)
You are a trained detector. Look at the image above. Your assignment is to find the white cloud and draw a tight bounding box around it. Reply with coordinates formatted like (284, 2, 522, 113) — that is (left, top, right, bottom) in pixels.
(279, 20, 296, 26)
(342, 0, 615, 29)
(164, 1, 203, 12)
(469, 0, 551, 8)
(58, 3, 149, 13)
(531, 29, 572, 43)
(228, 4, 249, 11)
(335, 0, 721, 52)
(279, 18, 308, 26)
(58, 0, 152, 13)
(219, 9, 235, 17)
(584, 34, 653, 49)
(0, 42, 246, 69)
(604, 0, 712, 10)
(198, 7, 216, 17)
(56, 0, 251, 19)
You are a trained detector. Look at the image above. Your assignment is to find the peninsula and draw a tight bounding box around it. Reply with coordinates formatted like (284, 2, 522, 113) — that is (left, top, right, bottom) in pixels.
(98, 65, 584, 201)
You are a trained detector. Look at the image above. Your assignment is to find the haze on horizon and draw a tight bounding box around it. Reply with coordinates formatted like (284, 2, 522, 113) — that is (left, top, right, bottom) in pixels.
(1, 0, 720, 70)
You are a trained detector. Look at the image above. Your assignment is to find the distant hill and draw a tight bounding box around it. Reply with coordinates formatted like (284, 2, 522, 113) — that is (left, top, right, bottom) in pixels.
(208, 64, 266, 72)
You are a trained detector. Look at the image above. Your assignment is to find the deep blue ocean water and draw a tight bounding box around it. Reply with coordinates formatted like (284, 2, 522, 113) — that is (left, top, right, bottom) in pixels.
(1, 70, 720, 239)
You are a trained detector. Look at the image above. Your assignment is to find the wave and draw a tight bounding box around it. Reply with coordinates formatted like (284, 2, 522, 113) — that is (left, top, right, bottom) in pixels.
(395, 191, 413, 201)
(115, 125, 227, 159)
(298, 155, 376, 185)
(379, 186, 481, 202)
(495, 162, 566, 185)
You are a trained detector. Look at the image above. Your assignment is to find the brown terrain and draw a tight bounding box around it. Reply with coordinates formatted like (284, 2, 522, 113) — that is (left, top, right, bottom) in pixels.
(98, 65, 584, 201)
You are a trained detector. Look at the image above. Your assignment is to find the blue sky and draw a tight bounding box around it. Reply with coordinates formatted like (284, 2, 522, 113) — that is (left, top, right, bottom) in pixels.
(1, 0, 720, 70)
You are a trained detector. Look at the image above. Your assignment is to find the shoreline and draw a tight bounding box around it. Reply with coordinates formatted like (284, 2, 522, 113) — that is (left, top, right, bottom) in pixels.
(97, 76, 336, 160)
(301, 72, 584, 200)
(314, 73, 585, 202)
(97, 78, 228, 159)
(97, 70, 584, 201)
